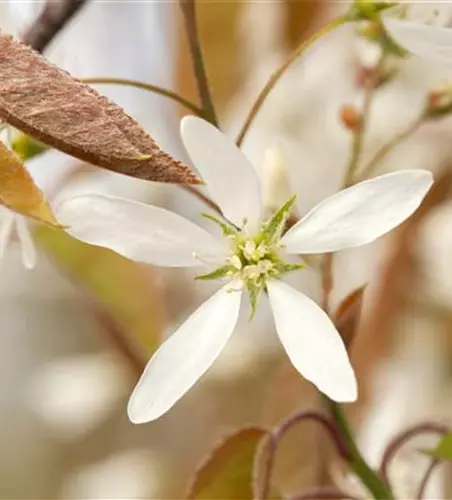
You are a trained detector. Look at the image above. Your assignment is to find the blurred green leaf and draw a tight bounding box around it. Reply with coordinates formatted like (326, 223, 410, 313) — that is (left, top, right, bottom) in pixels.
(12, 133, 49, 161)
(423, 434, 452, 461)
(186, 427, 267, 499)
(36, 228, 165, 359)
(0, 141, 58, 226)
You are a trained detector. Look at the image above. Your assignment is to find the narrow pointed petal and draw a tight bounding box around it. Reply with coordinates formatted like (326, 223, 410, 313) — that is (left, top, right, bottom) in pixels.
(384, 19, 452, 66)
(0, 209, 15, 261)
(57, 194, 228, 267)
(128, 282, 243, 423)
(281, 170, 433, 254)
(181, 116, 262, 230)
(16, 215, 36, 269)
(267, 280, 357, 402)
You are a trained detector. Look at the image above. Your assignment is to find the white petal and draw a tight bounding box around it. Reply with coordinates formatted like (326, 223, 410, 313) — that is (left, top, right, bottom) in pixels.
(281, 170, 433, 254)
(0, 209, 15, 261)
(57, 194, 228, 267)
(267, 280, 357, 402)
(16, 216, 36, 269)
(384, 19, 452, 65)
(181, 116, 262, 230)
(128, 282, 243, 423)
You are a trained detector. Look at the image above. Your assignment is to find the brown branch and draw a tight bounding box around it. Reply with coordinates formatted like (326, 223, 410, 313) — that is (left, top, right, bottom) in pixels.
(23, 0, 88, 53)
(181, 185, 222, 215)
(92, 308, 146, 379)
(321, 254, 334, 314)
(417, 459, 440, 500)
(258, 411, 349, 500)
(379, 422, 448, 487)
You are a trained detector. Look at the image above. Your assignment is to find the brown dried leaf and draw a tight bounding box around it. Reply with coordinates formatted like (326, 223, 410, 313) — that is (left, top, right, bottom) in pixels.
(0, 32, 199, 184)
(0, 140, 57, 225)
(334, 286, 366, 350)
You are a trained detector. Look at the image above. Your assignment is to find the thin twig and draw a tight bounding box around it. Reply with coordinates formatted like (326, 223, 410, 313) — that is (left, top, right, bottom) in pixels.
(182, 185, 222, 215)
(23, 0, 87, 53)
(343, 55, 385, 187)
(357, 114, 425, 182)
(379, 423, 449, 487)
(290, 487, 363, 500)
(179, 0, 218, 127)
(93, 308, 146, 379)
(83, 77, 205, 116)
(236, 16, 347, 147)
(417, 459, 440, 500)
(257, 411, 349, 500)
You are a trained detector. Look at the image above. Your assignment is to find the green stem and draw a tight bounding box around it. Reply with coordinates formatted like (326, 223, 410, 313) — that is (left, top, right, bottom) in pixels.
(179, 0, 219, 126)
(328, 401, 394, 500)
(357, 114, 425, 182)
(343, 54, 385, 186)
(236, 15, 348, 147)
(82, 77, 204, 116)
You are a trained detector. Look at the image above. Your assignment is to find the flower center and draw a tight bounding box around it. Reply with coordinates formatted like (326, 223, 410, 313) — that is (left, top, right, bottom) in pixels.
(227, 238, 278, 287)
(196, 196, 304, 316)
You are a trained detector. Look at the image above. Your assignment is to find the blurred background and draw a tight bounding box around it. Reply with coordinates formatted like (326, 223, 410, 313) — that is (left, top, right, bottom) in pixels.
(2, 0, 452, 498)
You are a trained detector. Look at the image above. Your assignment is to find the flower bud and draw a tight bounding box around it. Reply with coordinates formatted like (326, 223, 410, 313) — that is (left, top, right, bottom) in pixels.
(425, 82, 452, 118)
(349, 0, 396, 21)
(340, 105, 362, 132)
(262, 146, 294, 214)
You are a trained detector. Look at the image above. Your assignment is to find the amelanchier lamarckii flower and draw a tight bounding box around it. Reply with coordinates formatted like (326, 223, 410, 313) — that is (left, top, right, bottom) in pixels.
(56, 117, 433, 424)
(383, 2, 452, 65)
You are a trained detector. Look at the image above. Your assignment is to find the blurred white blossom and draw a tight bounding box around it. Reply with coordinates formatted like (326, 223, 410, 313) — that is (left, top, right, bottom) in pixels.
(384, 2, 452, 65)
(61, 449, 164, 499)
(28, 353, 130, 441)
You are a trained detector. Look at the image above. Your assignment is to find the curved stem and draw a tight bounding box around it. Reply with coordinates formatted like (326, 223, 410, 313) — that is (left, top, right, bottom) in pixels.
(258, 411, 349, 500)
(82, 77, 204, 116)
(357, 114, 425, 182)
(327, 402, 394, 500)
(179, 0, 219, 126)
(236, 16, 348, 147)
(417, 459, 440, 500)
(379, 422, 448, 487)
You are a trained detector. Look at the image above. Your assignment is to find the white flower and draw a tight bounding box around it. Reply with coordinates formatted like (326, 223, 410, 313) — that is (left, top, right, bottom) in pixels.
(383, 2, 452, 65)
(56, 116, 433, 424)
(0, 206, 36, 269)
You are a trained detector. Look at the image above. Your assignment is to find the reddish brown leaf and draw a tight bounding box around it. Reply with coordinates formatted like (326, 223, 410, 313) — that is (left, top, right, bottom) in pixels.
(0, 140, 58, 225)
(186, 427, 267, 499)
(333, 286, 366, 349)
(0, 32, 199, 184)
